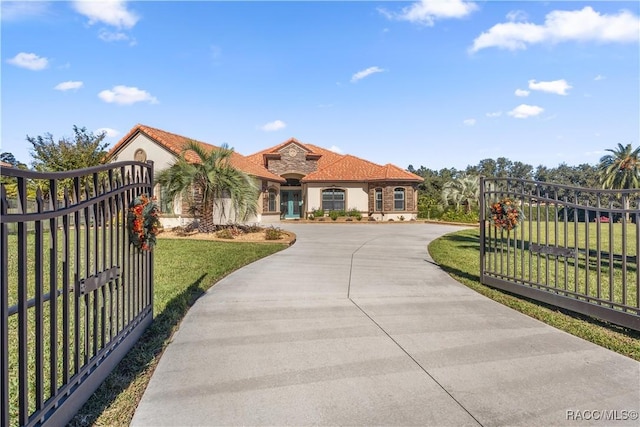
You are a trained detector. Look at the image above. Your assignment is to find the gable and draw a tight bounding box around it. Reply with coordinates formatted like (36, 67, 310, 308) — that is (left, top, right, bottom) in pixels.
(108, 124, 285, 182)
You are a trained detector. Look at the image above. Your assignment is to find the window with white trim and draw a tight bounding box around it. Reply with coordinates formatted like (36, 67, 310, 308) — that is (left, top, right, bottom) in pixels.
(375, 188, 383, 211)
(394, 188, 405, 211)
(268, 189, 278, 212)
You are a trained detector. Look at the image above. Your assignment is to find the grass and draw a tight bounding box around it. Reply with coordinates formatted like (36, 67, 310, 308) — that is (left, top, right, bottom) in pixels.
(5, 232, 286, 427)
(485, 221, 637, 307)
(429, 227, 640, 361)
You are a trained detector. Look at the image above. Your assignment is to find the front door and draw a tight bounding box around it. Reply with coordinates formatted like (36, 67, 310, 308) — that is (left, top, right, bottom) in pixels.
(281, 190, 301, 219)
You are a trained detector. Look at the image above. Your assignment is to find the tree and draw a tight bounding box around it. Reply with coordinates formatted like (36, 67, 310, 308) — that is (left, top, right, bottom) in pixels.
(27, 125, 108, 172)
(156, 141, 259, 232)
(598, 143, 639, 220)
(442, 174, 480, 212)
(598, 143, 640, 191)
(1, 152, 18, 166)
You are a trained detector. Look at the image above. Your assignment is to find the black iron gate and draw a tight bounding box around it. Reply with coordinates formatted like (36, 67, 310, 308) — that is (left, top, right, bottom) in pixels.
(1, 161, 154, 427)
(480, 177, 639, 331)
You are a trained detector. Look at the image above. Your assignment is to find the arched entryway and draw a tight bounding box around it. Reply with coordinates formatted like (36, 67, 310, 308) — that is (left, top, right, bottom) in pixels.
(281, 174, 304, 219)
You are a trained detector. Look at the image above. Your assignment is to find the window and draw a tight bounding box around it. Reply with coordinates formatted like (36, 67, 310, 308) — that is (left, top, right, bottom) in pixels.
(322, 189, 345, 211)
(394, 188, 405, 211)
(268, 189, 277, 212)
(375, 188, 383, 211)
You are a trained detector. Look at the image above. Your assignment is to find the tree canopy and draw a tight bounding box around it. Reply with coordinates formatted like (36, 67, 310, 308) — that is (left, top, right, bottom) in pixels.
(156, 141, 259, 232)
(598, 143, 640, 190)
(27, 125, 109, 172)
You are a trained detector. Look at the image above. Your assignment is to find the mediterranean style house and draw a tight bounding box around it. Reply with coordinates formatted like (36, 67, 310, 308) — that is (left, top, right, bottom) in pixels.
(107, 124, 423, 226)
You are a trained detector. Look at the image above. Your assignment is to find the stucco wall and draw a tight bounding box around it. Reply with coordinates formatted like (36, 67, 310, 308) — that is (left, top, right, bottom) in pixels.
(305, 182, 369, 214)
(110, 133, 177, 171)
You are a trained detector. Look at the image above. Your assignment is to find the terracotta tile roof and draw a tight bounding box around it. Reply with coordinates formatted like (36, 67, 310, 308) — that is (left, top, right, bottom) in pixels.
(0, 161, 13, 168)
(108, 124, 285, 182)
(302, 154, 423, 183)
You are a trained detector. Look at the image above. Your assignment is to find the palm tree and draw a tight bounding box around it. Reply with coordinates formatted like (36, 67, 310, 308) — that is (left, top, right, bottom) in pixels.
(598, 143, 639, 221)
(156, 141, 259, 232)
(442, 174, 480, 212)
(598, 143, 640, 190)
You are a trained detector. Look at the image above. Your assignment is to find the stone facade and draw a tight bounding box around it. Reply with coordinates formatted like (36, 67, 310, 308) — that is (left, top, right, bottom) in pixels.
(368, 182, 418, 213)
(265, 143, 318, 176)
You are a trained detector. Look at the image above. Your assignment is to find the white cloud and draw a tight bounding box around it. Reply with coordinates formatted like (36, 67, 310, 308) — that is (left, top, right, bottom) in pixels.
(261, 120, 286, 132)
(486, 111, 502, 118)
(98, 85, 158, 105)
(463, 118, 476, 126)
(594, 74, 606, 81)
(528, 79, 572, 95)
(7, 52, 49, 70)
(329, 145, 343, 154)
(351, 66, 385, 83)
(1, 1, 50, 21)
(96, 127, 120, 138)
(380, 0, 478, 26)
(72, 0, 139, 29)
(54, 81, 83, 91)
(506, 10, 528, 22)
(515, 89, 530, 97)
(508, 104, 544, 119)
(98, 29, 131, 43)
(470, 6, 640, 52)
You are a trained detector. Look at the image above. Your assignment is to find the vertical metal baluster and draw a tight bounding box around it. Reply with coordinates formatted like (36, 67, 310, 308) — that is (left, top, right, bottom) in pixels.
(101, 179, 107, 350)
(596, 193, 602, 302)
(563, 195, 569, 293)
(83, 183, 91, 364)
(49, 179, 58, 398)
(584, 194, 590, 300)
(479, 177, 486, 283)
(17, 176, 29, 426)
(35, 188, 44, 411)
(74, 176, 82, 372)
(621, 193, 628, 307)
(62, 188, 71, 385)
(1, 184, 10, 427)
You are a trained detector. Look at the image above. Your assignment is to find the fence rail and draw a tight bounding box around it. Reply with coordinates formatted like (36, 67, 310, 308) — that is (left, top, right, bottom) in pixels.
(480, 177, 639, 332)
(1, 161, 154, 427)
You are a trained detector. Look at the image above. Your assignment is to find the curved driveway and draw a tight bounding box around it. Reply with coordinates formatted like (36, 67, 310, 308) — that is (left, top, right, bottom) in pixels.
(133, 223, 639, 426)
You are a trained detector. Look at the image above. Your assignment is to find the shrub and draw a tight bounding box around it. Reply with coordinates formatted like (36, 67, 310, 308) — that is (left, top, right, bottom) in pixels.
(265, 226, 283, 240)
(329, 210, 339, 221)
(311, 208, 325, 218)
(347, 208, 362, 221)
(441, 208, 479, 224)
(216, 229, 234, 239)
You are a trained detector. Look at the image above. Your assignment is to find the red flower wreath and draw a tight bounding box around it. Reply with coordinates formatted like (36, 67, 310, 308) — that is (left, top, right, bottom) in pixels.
(127, 194, 161, 251)
(490, 197, 523, 231)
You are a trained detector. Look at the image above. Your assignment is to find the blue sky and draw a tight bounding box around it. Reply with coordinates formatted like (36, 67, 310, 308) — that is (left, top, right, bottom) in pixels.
(2, 1, 639, 171)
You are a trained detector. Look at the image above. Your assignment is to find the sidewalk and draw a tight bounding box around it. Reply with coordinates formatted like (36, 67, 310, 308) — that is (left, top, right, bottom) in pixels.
(132, 223, 640, 426)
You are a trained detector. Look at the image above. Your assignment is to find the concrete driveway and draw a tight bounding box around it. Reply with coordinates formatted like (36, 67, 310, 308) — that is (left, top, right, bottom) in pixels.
(132, 223, 640, 426)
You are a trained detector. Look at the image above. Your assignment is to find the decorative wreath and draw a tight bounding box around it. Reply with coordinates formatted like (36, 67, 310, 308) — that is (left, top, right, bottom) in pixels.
(490, 197, 523, 231)
(127, 194, 161, 251)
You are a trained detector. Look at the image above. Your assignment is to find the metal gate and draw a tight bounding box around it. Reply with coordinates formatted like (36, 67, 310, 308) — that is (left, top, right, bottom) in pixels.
(480, 177, 639, 331)
(1, 161, 154, 427)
